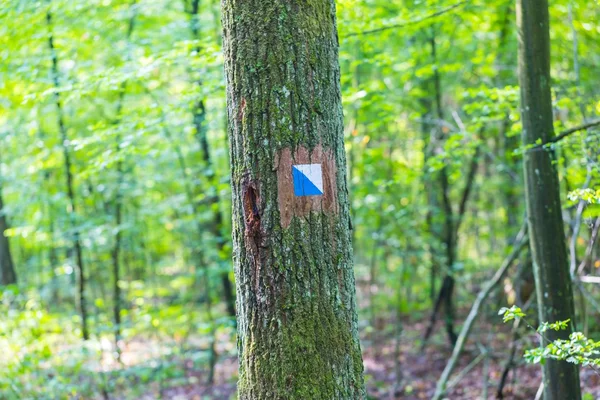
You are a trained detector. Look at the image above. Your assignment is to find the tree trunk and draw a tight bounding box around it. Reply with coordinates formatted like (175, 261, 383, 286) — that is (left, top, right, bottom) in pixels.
(185, 0, 237, 318)
(46, 9, 89, 340)
(418, 57, 438, 302)
(0, 184, 16, 285)
(111, 0, 137, 358)
(221, 1, 365, 398)
(0, 141, 17, 286)
(516, 0, 581, 398)
(422, 31, 459, 348)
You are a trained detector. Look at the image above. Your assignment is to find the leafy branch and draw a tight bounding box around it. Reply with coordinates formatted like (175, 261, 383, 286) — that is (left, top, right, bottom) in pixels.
(499, 306, 600, 376)
(525, 118, 600, 152)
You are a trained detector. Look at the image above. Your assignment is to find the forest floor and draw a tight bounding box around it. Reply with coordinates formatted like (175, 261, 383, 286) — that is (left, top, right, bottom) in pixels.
(8, 287, 598, 399)
(138, 311, 600, 400)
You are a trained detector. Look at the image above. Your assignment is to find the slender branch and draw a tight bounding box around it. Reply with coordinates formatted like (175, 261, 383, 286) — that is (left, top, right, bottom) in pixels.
(484, 149, 519, 181)
(529, 119, 600, 150)
(577, 218, 600, 275)
(144, 87, 199, 220)
(455, 145, 480, 236)
(432, 223, 528, 400)
(552, 119, 600, 143)
(577, 275, 600, 284)
(497, 297, 536, 398)
(345, 1, 468, 38)
(522, 312, 600, 378)
(445, 353, 486, 391)
(574, 279, 600, 315)
(569, 164, 592, 276)
(535, 383, 544, 400)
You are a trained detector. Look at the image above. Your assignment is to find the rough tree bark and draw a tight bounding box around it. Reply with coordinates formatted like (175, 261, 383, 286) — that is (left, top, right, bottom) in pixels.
(221, 0, 366, 398)
(517, 0, 582, 398)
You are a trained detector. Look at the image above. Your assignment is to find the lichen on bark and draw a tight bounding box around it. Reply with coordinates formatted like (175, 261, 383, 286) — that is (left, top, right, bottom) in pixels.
(221, 0, 365, 398)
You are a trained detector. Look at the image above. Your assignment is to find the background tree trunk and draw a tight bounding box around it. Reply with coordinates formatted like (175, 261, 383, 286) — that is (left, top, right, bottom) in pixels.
(185, 0, 236, 318)
(517, 0, 581, 398)
(0, 184, 16, 285)
(47, 8, 89, 341)
(221, 0, 366, 398)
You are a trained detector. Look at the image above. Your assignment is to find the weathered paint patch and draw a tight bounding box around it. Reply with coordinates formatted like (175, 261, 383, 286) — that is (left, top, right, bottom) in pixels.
(276, 145, 338, 228)
(292, 164, 323, 196)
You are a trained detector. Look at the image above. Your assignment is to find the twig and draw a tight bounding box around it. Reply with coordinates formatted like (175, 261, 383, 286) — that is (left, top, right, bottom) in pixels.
(451, 110, 466, 133)
(496, 305, 527, 398)
(534, 382, 544, 400)
(569, 164, 592, 276)
(578, 275, 600, 284)
(529, 119, 600, 150)
(520, 313, 600, 378)
(574, 279, 600, 314)
(345, 1, 468, 38)
(484, 150, 519, 181)
(552, 119, 600, 144)
(446, 353, 486, 391)
(577, 217, 600, 275)
(455, 145, 480, 235)
(412, 117, 458, 132)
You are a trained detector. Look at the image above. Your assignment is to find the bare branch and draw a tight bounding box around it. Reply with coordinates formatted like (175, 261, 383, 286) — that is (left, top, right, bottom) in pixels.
(432, 224, 528, 400)
(530, 118, 600, 150)
(345, 1, 468, 38)
(552, 119, 600, 144)
(455, 145, 481, 236)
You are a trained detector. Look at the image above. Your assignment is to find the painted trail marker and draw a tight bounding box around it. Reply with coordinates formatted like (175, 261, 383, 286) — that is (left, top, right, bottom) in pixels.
(292, 164, 323, 196)
(275, 146, 338, 227)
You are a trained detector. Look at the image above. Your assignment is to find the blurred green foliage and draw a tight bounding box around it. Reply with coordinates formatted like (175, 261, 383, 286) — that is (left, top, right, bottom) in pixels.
(0, 0, 598, 397)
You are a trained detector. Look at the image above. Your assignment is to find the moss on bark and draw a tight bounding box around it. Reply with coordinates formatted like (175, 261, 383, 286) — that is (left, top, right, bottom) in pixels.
(222, 0, 365, 398)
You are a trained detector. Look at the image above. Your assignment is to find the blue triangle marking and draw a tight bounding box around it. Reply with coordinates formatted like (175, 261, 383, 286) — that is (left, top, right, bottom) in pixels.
(293, 166, 323, 196)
